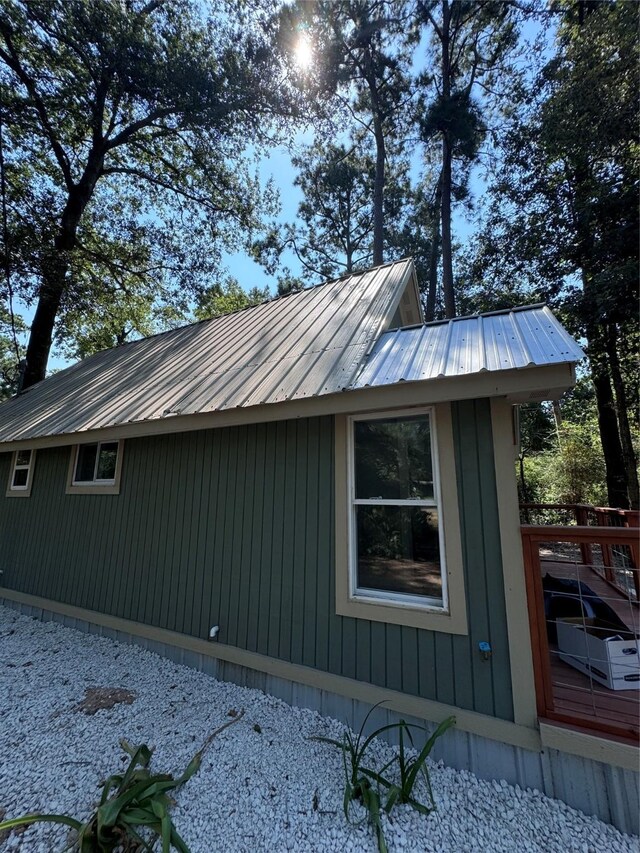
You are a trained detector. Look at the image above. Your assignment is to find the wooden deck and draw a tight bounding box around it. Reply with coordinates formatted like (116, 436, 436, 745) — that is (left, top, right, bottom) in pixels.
(541, 556, 639, 634)
(541, 558, 639, 738)
(522, 525, 640, 743)
(549, 653, 639, 736)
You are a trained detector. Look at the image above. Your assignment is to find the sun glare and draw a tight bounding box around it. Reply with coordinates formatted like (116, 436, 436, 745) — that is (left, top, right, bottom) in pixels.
(294, 34, 313, 70)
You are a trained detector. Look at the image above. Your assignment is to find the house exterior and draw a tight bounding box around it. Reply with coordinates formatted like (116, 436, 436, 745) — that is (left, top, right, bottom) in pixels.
(1, 259, 636, 833)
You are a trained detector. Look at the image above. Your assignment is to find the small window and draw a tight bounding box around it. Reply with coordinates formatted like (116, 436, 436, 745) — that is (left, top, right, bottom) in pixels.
(67, 440, 123, 493)
(6, 448, 35, 497)
(351, 411, 445, 610)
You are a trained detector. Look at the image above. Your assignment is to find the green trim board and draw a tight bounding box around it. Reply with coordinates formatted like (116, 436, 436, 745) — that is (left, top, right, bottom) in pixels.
(2, 589, 637, 776)
(0, 404, 513, 721)
(0, 587, 534, 751)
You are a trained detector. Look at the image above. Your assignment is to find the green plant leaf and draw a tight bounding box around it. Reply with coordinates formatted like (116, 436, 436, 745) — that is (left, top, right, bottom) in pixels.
(404, 716, 455, 793)
(170, 824, 193, 853)
(0, 813, 82, 833)
(178, 751, 202, 785)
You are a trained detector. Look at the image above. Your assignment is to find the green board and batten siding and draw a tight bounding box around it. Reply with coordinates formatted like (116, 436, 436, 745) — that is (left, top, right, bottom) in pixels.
(0, 399, 513, 721)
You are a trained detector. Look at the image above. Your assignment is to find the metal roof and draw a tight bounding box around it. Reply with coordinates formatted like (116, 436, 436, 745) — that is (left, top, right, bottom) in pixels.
(351, 304, 585, 389)
(0, 259, 415, 444)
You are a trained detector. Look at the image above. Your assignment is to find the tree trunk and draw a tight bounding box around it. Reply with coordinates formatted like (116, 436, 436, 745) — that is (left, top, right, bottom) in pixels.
(587, 327, 629, 508)
(606, 324, 639, 508)
(22, 163, 102, 389)
(22, 248, 69, 389)
(371, 109, 385, 267)
(440, 0, 455, 318)
(426, 172, 442, 322)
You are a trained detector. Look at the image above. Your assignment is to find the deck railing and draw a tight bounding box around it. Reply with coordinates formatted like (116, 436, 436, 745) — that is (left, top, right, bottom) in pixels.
(521, 523, 639, 743)
(521, 503, 640, 601)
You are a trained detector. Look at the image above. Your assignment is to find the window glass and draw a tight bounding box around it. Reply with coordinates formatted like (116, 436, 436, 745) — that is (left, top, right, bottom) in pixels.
(355, 506, 442, 602)
(97, 442, 118, 480)
(354, 415, 434, 500)
(9, 448, 33, 492)
(16, 449, 31, 467)
(75, 444, 98, 482)
(351, 411, 444, 611)
(72, 441, 120, 487)
(12, 467, 29, 488)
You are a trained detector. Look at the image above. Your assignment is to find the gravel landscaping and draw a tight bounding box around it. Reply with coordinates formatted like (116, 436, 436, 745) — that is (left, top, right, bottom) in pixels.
(0, 605, 637, 853)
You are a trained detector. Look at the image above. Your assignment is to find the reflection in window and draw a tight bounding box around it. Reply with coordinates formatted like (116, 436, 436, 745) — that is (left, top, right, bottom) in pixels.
(9, 449, 34, 491)
(356, 506, 442, 601)
(73, 441, 120, 484)
(355, 416, 434, 500)
(351, 411, 444, 608)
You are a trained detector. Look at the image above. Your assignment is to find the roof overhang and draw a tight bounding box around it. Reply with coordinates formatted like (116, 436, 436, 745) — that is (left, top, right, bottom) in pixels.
(0, 361, 576, 452)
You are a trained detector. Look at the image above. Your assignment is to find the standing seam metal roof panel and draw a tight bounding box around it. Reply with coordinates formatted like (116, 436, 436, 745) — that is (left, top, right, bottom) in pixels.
(352, 305, 584, 388)
(0, 259, 415, 444)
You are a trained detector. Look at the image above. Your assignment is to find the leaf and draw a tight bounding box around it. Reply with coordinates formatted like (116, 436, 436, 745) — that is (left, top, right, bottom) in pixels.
(0, 813, 82, 833)
(404, 716, 455, 793)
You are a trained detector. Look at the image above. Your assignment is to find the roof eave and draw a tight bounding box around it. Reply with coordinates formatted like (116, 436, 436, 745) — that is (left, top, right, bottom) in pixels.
(0, 361, 577, 453)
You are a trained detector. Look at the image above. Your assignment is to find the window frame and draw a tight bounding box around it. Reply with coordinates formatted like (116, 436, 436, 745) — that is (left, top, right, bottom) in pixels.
(66, 440, 124, 495)
(335, 402, 468, 635)
(348, 407, 448, 612)
(6, 448, 36, 497)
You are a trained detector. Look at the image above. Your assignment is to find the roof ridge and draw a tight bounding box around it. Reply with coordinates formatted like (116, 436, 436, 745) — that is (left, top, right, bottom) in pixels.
(386, 302, 548, 333)
(36, 259, 416, 383)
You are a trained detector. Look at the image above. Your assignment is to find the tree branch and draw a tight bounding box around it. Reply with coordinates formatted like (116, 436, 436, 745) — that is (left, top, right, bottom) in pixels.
(103, 108, 178, 151)
(0, 28, 73, 189)
(99, 164, 233, 214)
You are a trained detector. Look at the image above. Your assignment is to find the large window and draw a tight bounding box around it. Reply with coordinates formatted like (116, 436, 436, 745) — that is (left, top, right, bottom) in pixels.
(6, 448, 35, 497)
(67, 441, 123, 494)
(335, 404, 467, 634)
(351, 410, 445, 610)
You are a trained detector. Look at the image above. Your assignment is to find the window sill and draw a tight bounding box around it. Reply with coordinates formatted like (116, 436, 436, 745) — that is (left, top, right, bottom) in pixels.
(337, 590, 466, 633)
(65, 483, 121, 495)
(5, 488, 32, 498)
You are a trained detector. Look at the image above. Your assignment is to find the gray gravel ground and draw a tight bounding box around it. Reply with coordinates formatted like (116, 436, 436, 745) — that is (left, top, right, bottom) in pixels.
(0, 605, 637, 853)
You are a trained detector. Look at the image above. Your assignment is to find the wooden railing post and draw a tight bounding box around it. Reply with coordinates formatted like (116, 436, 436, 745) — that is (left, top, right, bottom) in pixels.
(595, 507, 615, 582)
(521, 529, 555, 718)
(576, 504, 592, 565)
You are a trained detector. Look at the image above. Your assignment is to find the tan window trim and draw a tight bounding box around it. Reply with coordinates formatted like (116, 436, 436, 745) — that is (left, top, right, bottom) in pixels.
(335, 402, 468, 634)
(6, 449, 36, 498)
(66, 440, 124, 495)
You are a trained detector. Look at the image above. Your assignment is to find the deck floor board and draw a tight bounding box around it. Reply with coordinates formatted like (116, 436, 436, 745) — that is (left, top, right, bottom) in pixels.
(539, 558, 639, 737)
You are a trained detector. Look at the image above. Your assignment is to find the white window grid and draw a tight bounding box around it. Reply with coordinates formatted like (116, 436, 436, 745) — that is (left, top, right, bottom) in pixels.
(347, 407, 449, 613)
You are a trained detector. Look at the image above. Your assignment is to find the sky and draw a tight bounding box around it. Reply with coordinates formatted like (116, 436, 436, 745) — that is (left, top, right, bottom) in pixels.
(16, 12, 548, 375)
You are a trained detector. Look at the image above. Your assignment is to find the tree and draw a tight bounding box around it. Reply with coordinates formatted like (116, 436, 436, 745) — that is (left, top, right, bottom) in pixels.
(281, 1, 412, 267)
(416, 0, 518, 318)
(257, 136, 436, 292)
(0, 302, 23, 399)
(516, 402, 555, 509)
(274, 141, 377, 281)
(0, 0, 288, 388)
(194, 277, 270, 320)
(467, 0, 639, 507)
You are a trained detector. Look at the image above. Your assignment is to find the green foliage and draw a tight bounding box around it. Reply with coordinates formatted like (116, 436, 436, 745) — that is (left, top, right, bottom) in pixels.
(314, 704, 455, 853)
(523, 418, 608, 507)
(0, 711, 246, 851)
(0, 739, 198, 852)
(194, 278, 270, 321)
(0, 0, 289, 384)
(468, 0, 639, 507)
(0, 304, 25, 400)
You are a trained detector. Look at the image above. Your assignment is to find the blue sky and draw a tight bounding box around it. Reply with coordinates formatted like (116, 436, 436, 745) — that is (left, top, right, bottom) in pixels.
(20, 13, 547, 374)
